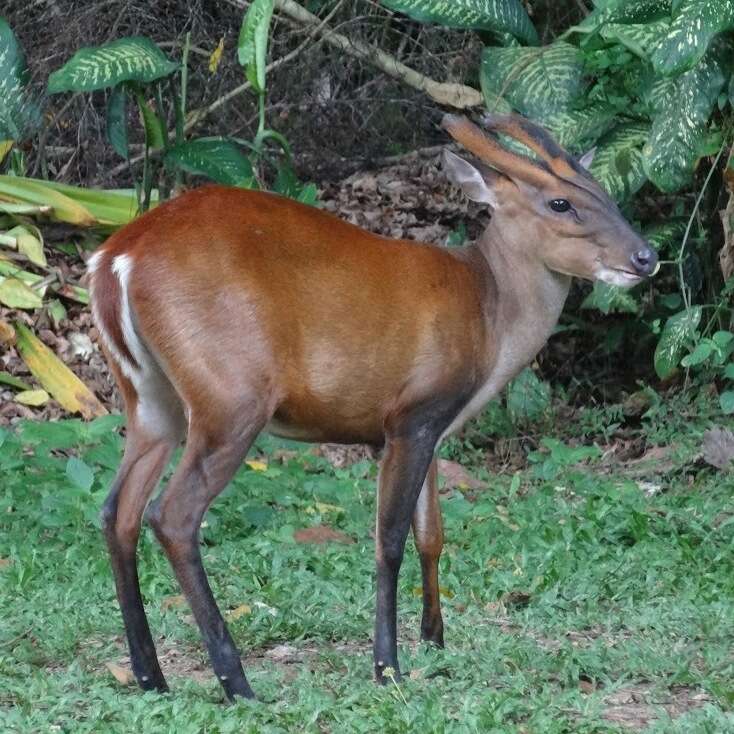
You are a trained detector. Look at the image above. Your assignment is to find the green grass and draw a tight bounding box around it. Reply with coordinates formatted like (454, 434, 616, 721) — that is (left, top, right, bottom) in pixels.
(1, 407, 733, 733)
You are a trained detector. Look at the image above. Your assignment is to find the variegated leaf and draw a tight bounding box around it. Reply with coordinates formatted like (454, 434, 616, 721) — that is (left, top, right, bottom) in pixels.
(543, 103, 617, 153)
(48, 37, 178, 94)
(654, 306, 702, 378)
(381, 0, 538, 44)
(580, 0, 672, 28)
(652, 0, 734, 76)
(644, 219, 687, 254)
(238, 0, 275, 93)
(0, 17, 39, 140)
(589, 122, 649, 201)
(481, 42, 585, 120)
(600, 19, 671, 58)
(642, 48, 726, 192)
(582, 282, 639, 314)
(165, 137, 256, 187)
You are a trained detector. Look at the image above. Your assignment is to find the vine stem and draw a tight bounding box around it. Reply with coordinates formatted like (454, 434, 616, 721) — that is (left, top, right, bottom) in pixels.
(677, 141, 727, 312)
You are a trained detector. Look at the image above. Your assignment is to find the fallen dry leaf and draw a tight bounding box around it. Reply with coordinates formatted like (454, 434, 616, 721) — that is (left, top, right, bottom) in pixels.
(105, 661, 134, 685)
(702, 427, 734, 471)
(293, 525, 355, 545)
(245, 459, 268, 472)
(0, 318, 15, 344)
(437, 459, 484, 491)
(226, 603, 251, 621)
(0, 558, 12, 569)
(13, 322, 106, 419)
(161, 594, 187, 611)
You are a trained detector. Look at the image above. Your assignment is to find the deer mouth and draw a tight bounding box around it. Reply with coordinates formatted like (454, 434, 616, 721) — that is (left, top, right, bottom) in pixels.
(594, 265, 643, 288)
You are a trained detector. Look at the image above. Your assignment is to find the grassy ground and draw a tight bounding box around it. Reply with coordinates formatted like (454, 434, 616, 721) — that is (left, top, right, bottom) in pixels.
(1, 394, 733, 733)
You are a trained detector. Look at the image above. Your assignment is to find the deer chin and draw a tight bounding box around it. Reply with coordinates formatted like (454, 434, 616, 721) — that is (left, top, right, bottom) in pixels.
(594, 266, 643, 288)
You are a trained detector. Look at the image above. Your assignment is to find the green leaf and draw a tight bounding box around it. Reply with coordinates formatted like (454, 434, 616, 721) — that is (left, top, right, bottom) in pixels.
(0, 17, 39, 141)
(644, 219, 687, 254)
(380, 0, 538, 44)
(680, 340, 713, 367)
(642, 49, 726, 192)
(724, 363, 734, 380)
(600, 19, 671, 58)
(106, 85, 129, 159)
(506, 367, 551, 423)
(0, 277, 42, 309)
(135, 94, 166, 151)
(720, 391, 734, 414)
(581, 281, 639, 314)
(585, 0, 672, 24)
(237, 0, 275, 93)
(164, 138, 256, 187)
(654, 306, 702, 378)
(481, 42, 585, 120)
(48, 36, 178, 93)
(589, 122, 649, 201)
(66, 456, 95, 491)
(652, 0, 734, 76)
(542, 103, 617, 153)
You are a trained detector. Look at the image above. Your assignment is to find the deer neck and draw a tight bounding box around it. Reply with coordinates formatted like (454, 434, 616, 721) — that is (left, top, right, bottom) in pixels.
(478, 220, 572, 355)
(442, 221, 571, 439)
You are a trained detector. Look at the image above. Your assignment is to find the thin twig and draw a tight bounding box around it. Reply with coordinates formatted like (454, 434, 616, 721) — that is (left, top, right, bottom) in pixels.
(677, 142, 727, 311)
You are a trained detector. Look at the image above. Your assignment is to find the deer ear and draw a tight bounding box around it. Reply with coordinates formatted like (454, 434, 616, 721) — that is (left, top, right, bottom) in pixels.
(578, 147, 596, 170)
(442, 149, 500, 208)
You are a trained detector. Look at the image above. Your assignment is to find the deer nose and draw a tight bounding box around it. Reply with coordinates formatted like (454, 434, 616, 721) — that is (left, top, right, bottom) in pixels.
(630, 246, 658, 276)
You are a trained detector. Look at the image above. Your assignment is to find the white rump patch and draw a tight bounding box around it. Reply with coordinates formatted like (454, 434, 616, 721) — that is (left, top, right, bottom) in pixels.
(86, 250, 103, 274)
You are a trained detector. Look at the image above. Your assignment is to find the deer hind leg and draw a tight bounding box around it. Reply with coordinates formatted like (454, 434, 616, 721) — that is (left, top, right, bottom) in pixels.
(146, 396, 269, 701)
(412, 459, 444, 647)
(100, 359, 185, 692)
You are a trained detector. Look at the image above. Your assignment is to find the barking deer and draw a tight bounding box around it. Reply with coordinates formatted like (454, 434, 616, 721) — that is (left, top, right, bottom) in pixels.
(88, 114, 657, 700)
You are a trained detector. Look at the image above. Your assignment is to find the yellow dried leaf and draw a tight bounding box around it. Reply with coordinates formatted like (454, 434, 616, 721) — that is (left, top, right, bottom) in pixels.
(15, 389, 49, 406)
(0, 278, 42, 309)
(105, 662, 135, 685)
(209, 37, 225, 73)
(0, 318, 15, 344)
(245, 459, 267, 472)
(227, 604, 251, 620)
(13, 322, 107, 419)
(161, 594, 186, 611)
(0, 141, 12, 164)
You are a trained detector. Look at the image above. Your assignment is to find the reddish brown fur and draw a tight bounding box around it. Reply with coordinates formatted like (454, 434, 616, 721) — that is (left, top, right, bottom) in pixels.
(101, 186, 491, 445)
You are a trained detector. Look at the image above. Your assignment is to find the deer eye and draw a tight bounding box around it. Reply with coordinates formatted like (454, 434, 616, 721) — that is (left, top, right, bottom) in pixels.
(549, 199, 572, 213)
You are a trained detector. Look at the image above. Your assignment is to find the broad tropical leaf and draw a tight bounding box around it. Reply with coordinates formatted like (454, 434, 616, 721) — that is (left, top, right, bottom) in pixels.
(165, 138, 256, 187)
(582, 282, 639, 314)
(238, 0, 275, 93)
(600, 19, 671, 58)
(589, 122, 649, 201)
(48, 36, 178, 93)
(481, 42, 585, 120)
(106, 85, 129, 159)
(644, 219, 687, 254)
(543, 103, 617, 153)
(652, 0, 734, 76)
(381, 0, 538, 45)
(654, 306, 702, 378)
(579, 0, 672, 28)
(642, 49, 726, 192)
(0, 17, 39, 140)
